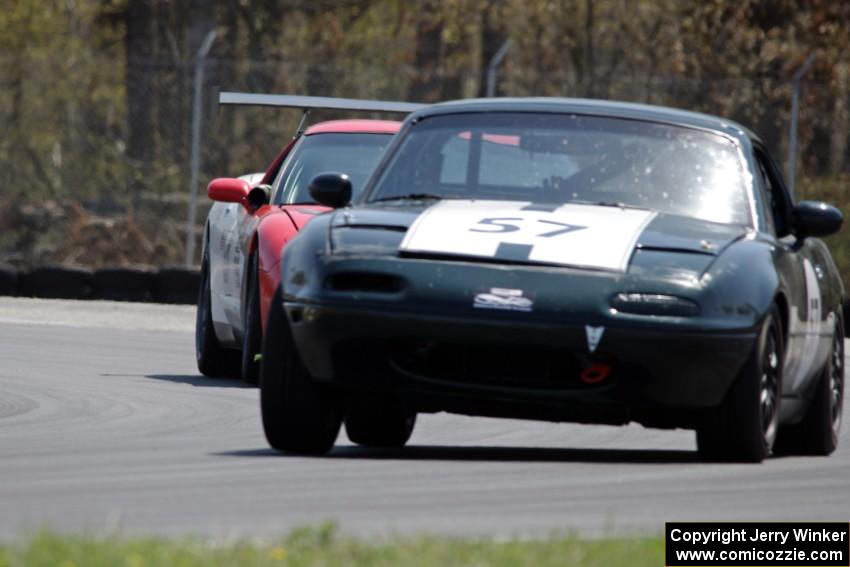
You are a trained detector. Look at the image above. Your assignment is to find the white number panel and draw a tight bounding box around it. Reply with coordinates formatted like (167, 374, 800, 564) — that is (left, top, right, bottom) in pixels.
(399, 200, 657, 272)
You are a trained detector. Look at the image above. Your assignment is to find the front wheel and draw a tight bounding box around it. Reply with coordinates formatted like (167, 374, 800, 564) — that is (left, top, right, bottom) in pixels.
(345, 400, 416, 448)
(240, 253, 262, 385)
(260, 288, 342, 454)
(697, 306, 784, 462)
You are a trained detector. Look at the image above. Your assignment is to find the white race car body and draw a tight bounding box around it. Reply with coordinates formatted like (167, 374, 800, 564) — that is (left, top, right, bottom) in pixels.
(207, 172, 265, 346)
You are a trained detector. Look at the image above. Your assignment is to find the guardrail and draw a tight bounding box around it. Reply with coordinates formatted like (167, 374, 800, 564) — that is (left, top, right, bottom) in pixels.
(0, 265, 199, 304)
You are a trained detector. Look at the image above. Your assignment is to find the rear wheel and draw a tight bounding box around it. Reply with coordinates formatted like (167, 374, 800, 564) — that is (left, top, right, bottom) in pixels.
(775, 315, 844, 456)
(345, 400, 416, 448)
(260, 288, 342, 454)
(697, 306, 783, 462)
(196, 248, 240, 378)
(240, 253, 262, 385)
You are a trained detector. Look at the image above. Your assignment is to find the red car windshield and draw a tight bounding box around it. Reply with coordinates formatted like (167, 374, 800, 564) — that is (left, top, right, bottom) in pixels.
(273, 132, 393, 205)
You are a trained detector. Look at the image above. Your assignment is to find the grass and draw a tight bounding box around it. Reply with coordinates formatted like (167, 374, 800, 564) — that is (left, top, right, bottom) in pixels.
(0, 524, 664, 567)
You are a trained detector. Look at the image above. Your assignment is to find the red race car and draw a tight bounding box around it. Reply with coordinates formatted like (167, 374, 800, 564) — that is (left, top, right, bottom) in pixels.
(196, 93, 423, 383)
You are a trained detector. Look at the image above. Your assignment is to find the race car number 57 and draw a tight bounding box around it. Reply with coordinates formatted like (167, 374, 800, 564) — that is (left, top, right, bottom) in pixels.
(399, 199, 656, 272)
(470, 217, 586, 238)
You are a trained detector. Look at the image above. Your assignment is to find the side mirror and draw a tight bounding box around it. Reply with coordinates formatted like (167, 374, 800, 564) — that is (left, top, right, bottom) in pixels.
(309, 172, 352, 208)
(208, 177, 250, 204)
(792, 201, 843, 238)
(247, 184, 272, 208)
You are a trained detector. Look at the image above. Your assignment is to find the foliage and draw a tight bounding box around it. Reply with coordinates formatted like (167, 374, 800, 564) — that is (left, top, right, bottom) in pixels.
(798, 174, 850, 291)
(0, 527, 664, 567)
(0, 0, 848, 267)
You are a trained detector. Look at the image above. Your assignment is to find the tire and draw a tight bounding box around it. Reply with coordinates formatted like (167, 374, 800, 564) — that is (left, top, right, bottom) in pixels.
(195, 251, 240, 378)
(345, 400, 416, 448)
(240, 253, 262, 385)
(93, 267, 154, 302)
(260, 287, 342, 454)
(23, 265, 94, 299)
(153, 267, 201, 304)
(775, 315, 844, 456)
(697, 305, 784, 462)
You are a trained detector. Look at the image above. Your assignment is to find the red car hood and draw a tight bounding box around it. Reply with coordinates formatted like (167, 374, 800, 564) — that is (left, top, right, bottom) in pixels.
(281, 205, 331, 230)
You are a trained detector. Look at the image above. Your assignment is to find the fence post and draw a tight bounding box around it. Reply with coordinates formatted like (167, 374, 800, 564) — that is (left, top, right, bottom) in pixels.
(184, 30, 217, 268)
(786, 53, 816, 199)
(486, 39, 512, 98)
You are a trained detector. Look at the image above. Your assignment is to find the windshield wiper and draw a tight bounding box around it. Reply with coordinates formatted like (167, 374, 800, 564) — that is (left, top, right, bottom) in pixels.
(572, 199, 651, 211)
(369, 193, 445, 203)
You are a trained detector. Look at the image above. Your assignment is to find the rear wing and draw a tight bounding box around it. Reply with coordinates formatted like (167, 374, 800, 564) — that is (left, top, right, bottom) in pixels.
(218, 91, 426, 114)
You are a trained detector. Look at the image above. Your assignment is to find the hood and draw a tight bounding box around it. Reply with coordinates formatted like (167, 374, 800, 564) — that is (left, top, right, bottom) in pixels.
(281, 205, 331, 230)
(636, 213, 748, 256)
(330, 200, 749, 272)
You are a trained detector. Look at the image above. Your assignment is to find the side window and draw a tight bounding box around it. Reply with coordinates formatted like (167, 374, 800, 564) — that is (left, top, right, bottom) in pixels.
(754, 148, 791, 237)
(270, 138, 304, 204)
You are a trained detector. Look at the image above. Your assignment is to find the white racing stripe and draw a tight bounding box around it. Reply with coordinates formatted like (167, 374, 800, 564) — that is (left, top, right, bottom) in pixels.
(400, 200, 656, 272)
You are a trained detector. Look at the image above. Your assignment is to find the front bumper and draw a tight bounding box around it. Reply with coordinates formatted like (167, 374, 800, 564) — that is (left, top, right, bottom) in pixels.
(284, 298, 756, 427)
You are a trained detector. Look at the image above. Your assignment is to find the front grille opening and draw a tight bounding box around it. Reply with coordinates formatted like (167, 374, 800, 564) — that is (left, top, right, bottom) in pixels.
(390, 340, 615, 389)
(326, 272, 405, 293)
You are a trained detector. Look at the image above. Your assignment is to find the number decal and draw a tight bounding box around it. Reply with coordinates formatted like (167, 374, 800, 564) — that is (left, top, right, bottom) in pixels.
(793, 258, 823, 386)
(400, 200, 656, 272)
(536, 219, 586, 238)
(470, 217, 522, 233)
(470, 217, 585, 238)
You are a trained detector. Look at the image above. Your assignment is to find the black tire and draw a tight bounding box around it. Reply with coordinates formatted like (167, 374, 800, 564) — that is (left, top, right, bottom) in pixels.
(345, 400, 416, 448)
(240, 253, 262, 385)
(153, 267, 201, 304)
(775, 316, 844, 456)
(23, 265, 94, 299)
(697, 306, 784, 462)
(260, 287, 342, 454)
(93, 267, 154, 302)
(195, 251, 240, 378)
(0, 264, 18, 296)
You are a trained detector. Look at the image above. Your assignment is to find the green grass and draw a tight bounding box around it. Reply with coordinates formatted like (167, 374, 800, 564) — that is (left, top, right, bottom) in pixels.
(0, 524, 664, 567)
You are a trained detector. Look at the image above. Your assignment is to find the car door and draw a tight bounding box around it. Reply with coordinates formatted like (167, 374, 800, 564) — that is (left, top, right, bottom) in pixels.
(224, 141, 299, 338)
(208, 181, 254, 344)
(753, 145, 831, 395)
(225, 173, 273, 337)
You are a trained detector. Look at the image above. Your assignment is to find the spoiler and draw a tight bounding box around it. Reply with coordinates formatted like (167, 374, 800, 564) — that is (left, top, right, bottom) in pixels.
(218, 91, 426, 114)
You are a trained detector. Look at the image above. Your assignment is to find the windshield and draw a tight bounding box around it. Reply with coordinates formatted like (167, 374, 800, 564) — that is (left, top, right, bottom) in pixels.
(273, 132, 392, 204)
(367, 113, 750, 225)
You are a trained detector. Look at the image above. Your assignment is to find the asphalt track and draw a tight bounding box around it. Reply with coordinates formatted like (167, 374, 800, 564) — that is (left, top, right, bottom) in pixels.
(1, 297, 849, 540)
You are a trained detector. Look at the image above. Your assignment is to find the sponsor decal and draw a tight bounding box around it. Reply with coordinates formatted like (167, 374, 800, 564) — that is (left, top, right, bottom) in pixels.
(473, 287, 533, 312)
(400, 200, 656, 271)
(585, 325, 605, 353)
(787, 258, 825, 389)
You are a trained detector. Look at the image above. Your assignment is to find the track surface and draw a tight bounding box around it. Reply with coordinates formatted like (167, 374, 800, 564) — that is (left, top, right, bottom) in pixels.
(1, 298, 848, 540)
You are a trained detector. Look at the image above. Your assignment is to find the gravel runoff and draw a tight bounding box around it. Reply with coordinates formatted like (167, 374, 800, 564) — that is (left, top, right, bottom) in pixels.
(0, 297, 195, 333)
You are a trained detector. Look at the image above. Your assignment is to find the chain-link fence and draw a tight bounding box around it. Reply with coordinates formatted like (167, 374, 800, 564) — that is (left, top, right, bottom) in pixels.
(0, 51, 847, 270)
